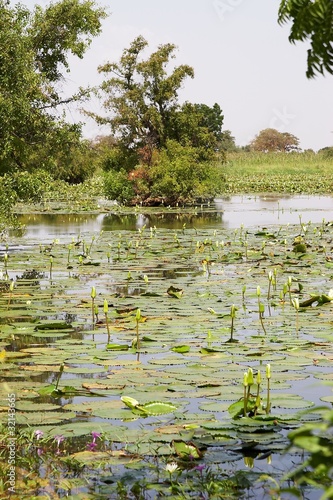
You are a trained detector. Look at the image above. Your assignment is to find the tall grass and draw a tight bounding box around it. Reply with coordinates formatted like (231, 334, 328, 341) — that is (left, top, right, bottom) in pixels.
(221, 151, 333, 194)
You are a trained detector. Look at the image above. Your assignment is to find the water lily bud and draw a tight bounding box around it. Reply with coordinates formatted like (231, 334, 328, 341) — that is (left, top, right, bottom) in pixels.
(256, 370, 261, 385)
(256, 286, 261, 297)
(266, 364, 271, 379)
(247, 367, 254, 386)
(136, 308, 141, 321)
(243, 372, 248, 387)
(91, 286, 96, 299)
(292, 298, 299, 311)
(103, 299, 108, 314)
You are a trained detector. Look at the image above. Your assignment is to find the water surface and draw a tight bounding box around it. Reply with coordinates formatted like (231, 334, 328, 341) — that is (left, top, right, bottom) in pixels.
(18, 194, 333, 241)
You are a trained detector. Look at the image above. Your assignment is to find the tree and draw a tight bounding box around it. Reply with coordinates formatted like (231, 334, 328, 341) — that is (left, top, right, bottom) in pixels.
(0, 0, 107, 176)
(92, 37, 226, 167)
(278, 0, 333, 78)
(318, 146, 333, 158)
(91, 37, 196, 163)
(94, 37, 226, 205)
(169, 102, 225, 161)
(218, 130, 239, 152)
(250, 128, 300, 152)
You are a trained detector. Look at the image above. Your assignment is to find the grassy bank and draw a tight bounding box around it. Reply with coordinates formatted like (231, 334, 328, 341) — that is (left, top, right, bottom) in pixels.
(222, 151, 333, 194)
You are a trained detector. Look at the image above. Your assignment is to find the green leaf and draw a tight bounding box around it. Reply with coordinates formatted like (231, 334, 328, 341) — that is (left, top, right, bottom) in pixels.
(172, 440, 203, 459)
(137, 401, 178, 416)
(106, 343, 129, 351)
(171, 345, 190, 353)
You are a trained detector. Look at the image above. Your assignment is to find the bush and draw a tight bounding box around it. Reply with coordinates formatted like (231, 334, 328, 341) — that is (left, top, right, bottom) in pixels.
(102, 141, 226, 205)
(0, 176, 19, 234)
(103, 169, 135, 204)
(148, 140, 225, 204)
(318, 147, 333, 159)
(6, 170, 54, 202)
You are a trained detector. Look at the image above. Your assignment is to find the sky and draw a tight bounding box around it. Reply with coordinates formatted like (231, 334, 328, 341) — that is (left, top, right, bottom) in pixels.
(23, 0, 333, 151)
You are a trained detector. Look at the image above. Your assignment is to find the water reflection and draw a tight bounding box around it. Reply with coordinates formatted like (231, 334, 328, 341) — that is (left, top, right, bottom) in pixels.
(17, 194, 333, 241)
(214, 194, 333, 228)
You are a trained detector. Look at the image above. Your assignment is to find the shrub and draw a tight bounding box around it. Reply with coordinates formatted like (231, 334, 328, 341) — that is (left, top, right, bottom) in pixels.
(318, 147, 333, 159)
(6, 170, 54, 202)
(103, 169, 135, 204)
(148, 140, 225, 204)
(0, 176, 19, 234)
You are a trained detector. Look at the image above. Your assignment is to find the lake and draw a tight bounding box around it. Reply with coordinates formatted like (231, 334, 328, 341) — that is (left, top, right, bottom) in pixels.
(15, 194, 333, 243)
(1, 193, 333, 498)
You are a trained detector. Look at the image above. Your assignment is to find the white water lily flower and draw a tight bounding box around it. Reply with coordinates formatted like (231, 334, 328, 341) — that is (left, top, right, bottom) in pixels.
(328, 289, 333, 301)
(166, 462, 178, 474)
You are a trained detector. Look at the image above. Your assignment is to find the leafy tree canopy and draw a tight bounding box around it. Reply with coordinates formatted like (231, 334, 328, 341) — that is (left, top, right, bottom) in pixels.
(91, 36, 226, 205)
(0, 0, 107, 177)
(169, 102, 225, 161)
(91, 36, 224, 166)
(279, 0, 333, 78)
(250, 128, 300, 152)
(218, 130, 239, 152)
(92, 36, 194, 152)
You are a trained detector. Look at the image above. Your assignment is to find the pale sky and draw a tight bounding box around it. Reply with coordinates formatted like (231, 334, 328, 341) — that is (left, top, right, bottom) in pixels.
(23, 0, 333, 151)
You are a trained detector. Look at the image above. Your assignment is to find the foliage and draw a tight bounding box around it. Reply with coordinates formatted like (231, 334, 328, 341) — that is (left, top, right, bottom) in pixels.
(285, 407, 333, 498)
(91, 136, 138, 173)
(91, 36, 225, 170)
(250, 128, 300, 152)
(169, 102, 225, 161)
(3, 171, 53, 203)
(92, 36, 194, 156)
(30, 0, 107, 82)
(0, 177, 19, 234)
(219, 129, 239, 152)
(318, 146, 333, 159)
(103, 169, 135, 204)
(147, 140, 225, 204)
(0, 0, 106, 175)
(278, 0, 333, 78)
(101, 140, 226, 205)
(26, 123, 97, 183)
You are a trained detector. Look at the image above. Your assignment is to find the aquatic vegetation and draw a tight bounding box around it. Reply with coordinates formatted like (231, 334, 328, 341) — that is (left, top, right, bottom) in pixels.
(0, 213, 333, 498)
